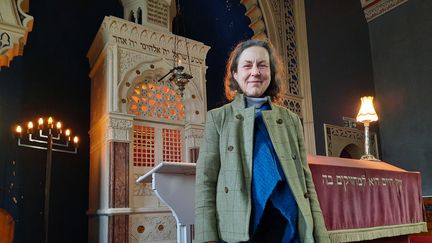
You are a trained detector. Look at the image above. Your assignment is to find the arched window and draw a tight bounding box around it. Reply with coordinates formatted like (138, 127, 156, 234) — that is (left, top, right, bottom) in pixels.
(137, 7, 143, 24)
(129, 10, 136, 23)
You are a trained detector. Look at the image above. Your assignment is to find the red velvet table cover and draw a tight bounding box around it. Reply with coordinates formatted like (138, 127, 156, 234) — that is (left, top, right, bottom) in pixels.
(308, 155, 427, 242)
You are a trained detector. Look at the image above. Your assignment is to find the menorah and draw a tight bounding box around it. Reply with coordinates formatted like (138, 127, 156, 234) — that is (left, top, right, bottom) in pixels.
(15, 116, 79, 243)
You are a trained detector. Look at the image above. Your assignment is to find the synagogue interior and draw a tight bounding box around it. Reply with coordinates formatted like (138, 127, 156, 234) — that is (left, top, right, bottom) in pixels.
(0, 0, 431, 242)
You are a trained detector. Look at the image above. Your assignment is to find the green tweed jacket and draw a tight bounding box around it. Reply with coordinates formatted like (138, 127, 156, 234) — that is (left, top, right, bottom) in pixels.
(195, 94, 330, 243)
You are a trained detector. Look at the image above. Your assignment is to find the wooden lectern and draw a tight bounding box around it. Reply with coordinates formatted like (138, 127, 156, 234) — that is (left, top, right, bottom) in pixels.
(136, 162, 196, 243)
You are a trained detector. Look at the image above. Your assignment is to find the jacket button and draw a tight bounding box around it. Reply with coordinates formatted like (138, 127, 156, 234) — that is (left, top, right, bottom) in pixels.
(227, 145, 234, 151)
(276, 118, 283, 124)
(292, 153, 297, 160)
(225, 187, 229, 193)
(304, 192, 309, 199)
(235, 114, 243, 120)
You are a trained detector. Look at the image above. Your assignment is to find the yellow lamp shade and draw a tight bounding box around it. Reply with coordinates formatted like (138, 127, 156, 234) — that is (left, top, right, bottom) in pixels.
(356, 96, 378, 123)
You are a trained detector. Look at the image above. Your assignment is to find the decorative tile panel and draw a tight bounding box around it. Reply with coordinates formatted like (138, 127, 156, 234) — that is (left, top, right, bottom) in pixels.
(108, 116, 134, 142)
(109, 215, 129, 243)
(130, 214, 176, 242)
(109, 142, 129, 208)
(133, 174, 153, 197)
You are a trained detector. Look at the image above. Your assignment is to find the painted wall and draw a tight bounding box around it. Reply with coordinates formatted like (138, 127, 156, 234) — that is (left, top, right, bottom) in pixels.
(305, 0, 432, 195)
(368, 1, 432, 195)
(304, 0, 377, 156)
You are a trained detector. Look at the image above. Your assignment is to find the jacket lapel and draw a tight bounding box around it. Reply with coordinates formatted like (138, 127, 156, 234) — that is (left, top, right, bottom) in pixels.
(231, 94, 305, 203)
(261, 108, 307, 205)
(232, 94, 255, 186)
(261, 109, 296, 177)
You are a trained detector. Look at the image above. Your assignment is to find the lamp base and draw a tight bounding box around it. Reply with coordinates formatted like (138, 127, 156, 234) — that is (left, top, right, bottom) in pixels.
(360, 154, 380, 161)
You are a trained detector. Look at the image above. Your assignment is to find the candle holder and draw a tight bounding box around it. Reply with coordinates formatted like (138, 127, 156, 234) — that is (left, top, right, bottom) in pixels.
(14, 116, 79, 243)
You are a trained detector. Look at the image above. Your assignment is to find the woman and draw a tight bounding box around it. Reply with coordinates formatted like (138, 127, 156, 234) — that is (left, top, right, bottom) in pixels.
(195, 40, 329, 243)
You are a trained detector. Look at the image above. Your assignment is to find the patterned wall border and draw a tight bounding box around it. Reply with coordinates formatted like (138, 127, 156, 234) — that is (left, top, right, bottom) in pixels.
(361, 0, 409, 22)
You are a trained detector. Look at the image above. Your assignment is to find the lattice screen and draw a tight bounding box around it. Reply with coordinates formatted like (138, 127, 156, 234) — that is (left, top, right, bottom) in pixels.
(133, 125, 155, 167)
(284, 0, 300, 97)
(162, 128, 182, 162)
(128, 80, 185, 121)
(132, 124, 184, 167)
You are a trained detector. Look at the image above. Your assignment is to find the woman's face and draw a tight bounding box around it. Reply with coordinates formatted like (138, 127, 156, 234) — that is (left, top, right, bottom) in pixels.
(234, 46, 271, 98)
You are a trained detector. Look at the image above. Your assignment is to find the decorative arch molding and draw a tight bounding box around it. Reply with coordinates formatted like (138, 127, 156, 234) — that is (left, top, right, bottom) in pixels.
(119, 58, 205, 125)
(240, 0, 317, 154)
(240, 0, 268, 40)
(324, 124, 379, 159)
(0, 0, 33, 68)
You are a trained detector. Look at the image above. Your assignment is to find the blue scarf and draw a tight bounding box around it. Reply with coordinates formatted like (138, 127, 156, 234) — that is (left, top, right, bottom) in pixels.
(250, 103, 299, 242)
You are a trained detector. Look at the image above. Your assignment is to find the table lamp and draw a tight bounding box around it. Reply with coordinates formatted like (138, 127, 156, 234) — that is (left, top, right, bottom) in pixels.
(356, 96, 380, 161)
